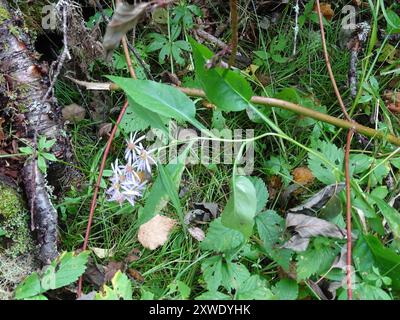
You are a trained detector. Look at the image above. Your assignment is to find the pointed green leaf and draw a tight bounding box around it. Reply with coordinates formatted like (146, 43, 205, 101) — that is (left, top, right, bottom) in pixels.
(221, 175, 257, 237)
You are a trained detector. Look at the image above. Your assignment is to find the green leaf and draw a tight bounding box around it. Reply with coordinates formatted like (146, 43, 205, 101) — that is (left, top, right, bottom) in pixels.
(109, 77, 205, 131)
(364, 235, 400, 289)
(255, 210, 285, 252)
(190, 38, 253, 112)
(138, 164, 184, 226)
(221, 175, 257, 237)
(42, 152, 57, 162)
(40, 265, 56, 291)
(26, 294, 48, 300)
(201, 256, 223, 292)
(296, 240, 338, 281)
(19, 146, 33, 155)
(222, 262, 251, 291)
(37, 155, 47, 174)
(54, 251, 90, 288)
(195, 291, 231, 300)
(272, 279, 299, 300)
(176, 280, 191, 299)
(95, 285, 119, 300)
(381, 2, 400, 34)
(200, 218, 245, 253)
(201, 256, 254, 296)
(140, 289, 155, 300)
(349, 154, 373, 175)
(158, 163, 184, 224)
(308, 140, 343, 185)
(248, 176, 269, 213)
(367, 160, 390, 187)
(111, 271, 132, 300)
(15, 273, 42, 300)
(373, 198, 400, 238)
(353, 283, 392, 300)
(211, 110, 226, 130)
(235, 275, 275, 300)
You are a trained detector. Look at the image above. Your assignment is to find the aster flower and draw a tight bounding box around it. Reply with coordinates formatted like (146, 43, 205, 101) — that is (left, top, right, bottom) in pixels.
(107, 188, 126, 205)
(124, 132, 145, 164)
(107, 131, 156, 207)
(135, 143, 156, 174)
(122, 158, 141, 182)
(121, 179, 146, 207)
(110, 159, 125, 183)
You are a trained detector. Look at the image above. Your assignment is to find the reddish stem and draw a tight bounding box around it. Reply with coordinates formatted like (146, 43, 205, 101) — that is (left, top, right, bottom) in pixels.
(345, 129, 354, 300)
(315, 0, 353, 299)
(77, 100, 129, 296)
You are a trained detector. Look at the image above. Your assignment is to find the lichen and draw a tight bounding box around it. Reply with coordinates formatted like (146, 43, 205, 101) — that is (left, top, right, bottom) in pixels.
(0, 253, 38, 300)
(0, 6, 10, 24)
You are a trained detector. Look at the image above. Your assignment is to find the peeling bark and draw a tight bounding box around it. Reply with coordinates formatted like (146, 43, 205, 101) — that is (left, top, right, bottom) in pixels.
(0, 1, 70, 264)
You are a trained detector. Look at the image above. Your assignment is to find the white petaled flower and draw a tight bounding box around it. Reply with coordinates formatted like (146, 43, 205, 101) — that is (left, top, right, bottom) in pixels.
(107, 158, 127, 205)
(124, 132, 145, 164)
(135, 143, 156, 174)
(107, 131, 156, 207)
(110, 159, 126, 183)
(121, 179, 146, 207)
(107, 188, 126, 206)
(123, 158, 140, 182)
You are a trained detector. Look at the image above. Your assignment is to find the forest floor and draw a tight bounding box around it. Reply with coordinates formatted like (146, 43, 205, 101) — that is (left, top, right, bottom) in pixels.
(1, 0, 400, 300)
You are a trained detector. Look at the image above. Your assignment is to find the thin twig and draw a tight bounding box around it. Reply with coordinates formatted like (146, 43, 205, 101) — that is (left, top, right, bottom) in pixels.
(316, 0, 353, 300)
(228, 0, 238, 67)
(315, 0, 351, 122)
(345, 129, 354, 300)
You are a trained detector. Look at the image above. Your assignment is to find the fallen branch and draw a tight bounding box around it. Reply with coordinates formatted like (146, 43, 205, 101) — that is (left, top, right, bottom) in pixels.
(66, 77, 400, 147)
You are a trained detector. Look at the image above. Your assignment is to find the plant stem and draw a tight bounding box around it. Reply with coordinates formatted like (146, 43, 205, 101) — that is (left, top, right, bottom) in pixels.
(178, 87, 400, 146)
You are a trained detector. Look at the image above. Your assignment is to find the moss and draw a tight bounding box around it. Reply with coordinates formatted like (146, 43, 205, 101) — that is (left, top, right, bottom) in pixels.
(0, 184, 22, 219)
(1, 210, 33, 258)
(0, 183, 34, 258)
(0, 6, 10, 24)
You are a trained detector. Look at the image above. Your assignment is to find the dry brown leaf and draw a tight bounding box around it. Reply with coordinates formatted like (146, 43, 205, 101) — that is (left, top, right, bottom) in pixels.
(98, 123, 112, 138)
(103, 2, 151, 60)
(104, 261, 124, 283)
(62, 103, 86, 122)
(128, 268, 144, 283)
(292, 167, 314, 186)
(314, 3, 334, 21)
(268, 175, 282, 200)
(188, 227, 205, 241)
(125, 248, 141, 264)
(138, 215, 177, 250)
(282, 213, 346, 252)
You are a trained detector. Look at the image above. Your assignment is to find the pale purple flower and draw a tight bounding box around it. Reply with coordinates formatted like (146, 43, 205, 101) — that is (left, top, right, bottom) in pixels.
(122, 158, 140, 182)
(135, 143, 156, 174)
(124, 132, 145, 163)
(107, 131, 156, 207)
(107, 188, 126, 205)
(121, 179, 146, 207)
